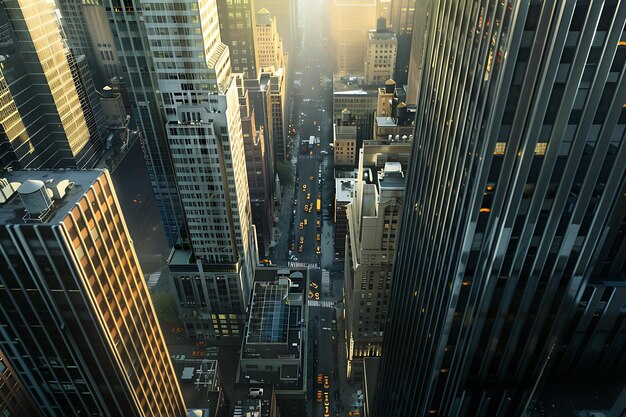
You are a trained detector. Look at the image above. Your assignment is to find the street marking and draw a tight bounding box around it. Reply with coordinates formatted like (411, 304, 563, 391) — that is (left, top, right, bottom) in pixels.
(309, 300, 334, 308)
(288, 261, 320, 269)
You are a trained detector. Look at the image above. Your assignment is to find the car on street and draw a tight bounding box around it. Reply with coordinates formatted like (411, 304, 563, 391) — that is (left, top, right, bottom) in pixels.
(316, 219, 321, 227)
(317, 374, 323, 385)
(299, 236, 304, 244)
(302, 184, 307, 192)
(309, 175, 314, 180)
(307, 193, 311, 200)
(317, 233, 321, 241)
(299, 222, 304, 230)
(316, 246, 321, 255)
(298, 245, 303, 253)
(323, 375, 330, 389)
(316, 390, 323, 402)
(324, 405, 330, 417)
(324, 392, 330, 406)
(304, 218, 308, 226)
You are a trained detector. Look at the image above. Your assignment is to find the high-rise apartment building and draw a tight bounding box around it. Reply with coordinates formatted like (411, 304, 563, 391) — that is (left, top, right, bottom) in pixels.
(364, 17, 397, 84)
(0, 169, 186, 416)
(216, 0, 258, 78)
(374, 2, 626, 417)
(254, 8, 286, 70)
(389, 0, 415, 87)
(344, 144, 411, 379)
(331, 0, 377, 74)
(0, 1, 100, 169)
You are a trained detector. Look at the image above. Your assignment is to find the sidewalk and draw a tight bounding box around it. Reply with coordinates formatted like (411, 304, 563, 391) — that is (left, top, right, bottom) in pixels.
(334, 292, 361, 416)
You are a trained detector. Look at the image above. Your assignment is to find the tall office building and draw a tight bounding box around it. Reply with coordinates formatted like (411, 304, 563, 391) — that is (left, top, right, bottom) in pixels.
(104, 1, 187, 247)
(254, 8, 286, 70)
(331, 0, 377, 74)
(0, 348, 42, 417)
(241, 91, 274, 257)
(55, 0, 119, 88)
(0, 1, 100, 169)
(255, 0, 296, 65)
(405, 0, 431, 105)
(364, 17, 397, 84)
(127, 0, 258, 339)
(216, 0, 258, 78)
(0, 170, 186, 416)
(344, 143, 411, 379)
(389, 0, 415, 87)
(375, 1, 626, 417)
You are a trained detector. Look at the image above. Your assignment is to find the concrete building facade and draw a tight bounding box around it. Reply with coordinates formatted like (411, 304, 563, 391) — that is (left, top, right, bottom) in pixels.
(343, 142, 411, 380)
(254, 8, 285, 71)
(364, 17, 397, 85)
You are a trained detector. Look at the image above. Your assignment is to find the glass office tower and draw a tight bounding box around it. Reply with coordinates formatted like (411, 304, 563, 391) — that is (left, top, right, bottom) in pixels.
(374, 1, 626, 416)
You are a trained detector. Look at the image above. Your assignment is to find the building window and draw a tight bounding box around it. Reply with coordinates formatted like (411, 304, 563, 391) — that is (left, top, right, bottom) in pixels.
(494, 142, 506, 155)
(535, 142, 548, 155)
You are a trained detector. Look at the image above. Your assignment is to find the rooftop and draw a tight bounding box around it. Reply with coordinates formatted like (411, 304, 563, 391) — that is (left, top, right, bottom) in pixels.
(172, 357, 222, 412)
(231, 383, 275, 417)
(0, 170, 104, 225)
(245, 282, 290, 345)
(336, 178, 358, 202)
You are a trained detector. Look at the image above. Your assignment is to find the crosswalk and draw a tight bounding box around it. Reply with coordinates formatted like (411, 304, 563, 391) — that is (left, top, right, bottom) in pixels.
(288, 261, 320, 269)
(145, 271, 161, 291)
(309, 300, 334, 308)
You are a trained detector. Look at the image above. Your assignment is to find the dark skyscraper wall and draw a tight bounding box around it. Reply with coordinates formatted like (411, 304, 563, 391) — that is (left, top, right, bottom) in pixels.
(374, 1, 626, 417)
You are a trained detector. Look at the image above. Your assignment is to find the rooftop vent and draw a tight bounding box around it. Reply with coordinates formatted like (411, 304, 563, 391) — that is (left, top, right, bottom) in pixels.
(0, 178, 17, 204)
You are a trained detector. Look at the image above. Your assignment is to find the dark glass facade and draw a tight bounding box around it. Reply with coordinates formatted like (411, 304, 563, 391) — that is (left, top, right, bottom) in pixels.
(103, 1, 189, 248)
(374, 1, 626, 416)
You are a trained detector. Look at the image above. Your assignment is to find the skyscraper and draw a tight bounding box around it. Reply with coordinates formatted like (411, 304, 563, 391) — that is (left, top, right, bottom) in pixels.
(104, 1, 187, 247)
(331, 0, 377, 74)
(241, 91, 274, 256)
(364, 17, 397, 84)
(0, 1, 100, 169)
(374, 1, 626, 417)
(389, 0, 415, 87)
(405, 0, 430, 105)
(216, 0, 258, 79)
(0, 169, 186, 416)
(0, 348, 42, 417)
(254, 8, 286, 70)
(123, 0, 258, 339)
(344, 142, 411, 379)
(255, 0, 296, 65)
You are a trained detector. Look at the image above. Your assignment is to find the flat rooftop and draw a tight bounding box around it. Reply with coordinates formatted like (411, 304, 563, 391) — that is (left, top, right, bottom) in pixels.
(336, 178, 357, 202)
(232, 383, 274, 417)
(0, 170, 104, 225)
